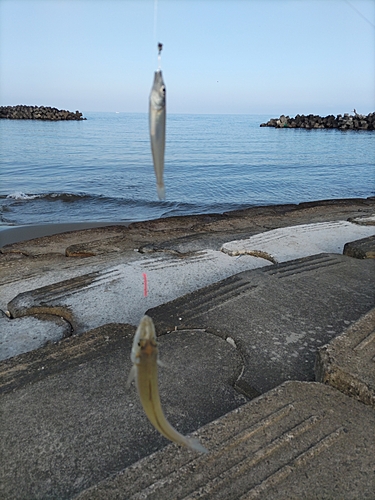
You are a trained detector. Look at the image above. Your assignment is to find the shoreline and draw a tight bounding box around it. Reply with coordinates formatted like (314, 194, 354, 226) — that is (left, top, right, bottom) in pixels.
(0, 221, 132, 248)
(1, 197, 374, 249)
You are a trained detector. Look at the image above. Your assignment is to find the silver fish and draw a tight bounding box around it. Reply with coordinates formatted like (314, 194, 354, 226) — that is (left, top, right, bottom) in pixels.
(149, 70, 166, 200)
(127, 315, 208, 453)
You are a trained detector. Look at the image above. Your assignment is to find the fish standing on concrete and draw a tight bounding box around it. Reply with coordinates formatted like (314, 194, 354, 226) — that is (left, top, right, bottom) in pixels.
(149, 56, 166, 200)
(127, 315, 208, 453)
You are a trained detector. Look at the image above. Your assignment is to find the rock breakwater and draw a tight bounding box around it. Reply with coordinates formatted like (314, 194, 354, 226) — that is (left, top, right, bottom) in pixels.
(0, 105, 86, 121)
(260, 112, 375, 130)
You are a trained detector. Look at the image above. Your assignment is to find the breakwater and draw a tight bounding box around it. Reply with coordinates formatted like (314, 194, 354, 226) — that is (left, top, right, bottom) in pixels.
(0, 105, 86, 121)
(260, 112, 375, 130)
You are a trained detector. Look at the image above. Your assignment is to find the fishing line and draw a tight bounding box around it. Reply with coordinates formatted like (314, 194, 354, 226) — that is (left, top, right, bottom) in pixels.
(154, 0, 163, 69)
(153, 0, 158, 44)
(344, 0, 375, 29)
(158, 42, 163, 70)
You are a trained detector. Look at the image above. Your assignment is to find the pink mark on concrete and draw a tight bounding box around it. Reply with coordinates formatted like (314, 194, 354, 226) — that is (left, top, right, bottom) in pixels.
(143, 273, 148, 297)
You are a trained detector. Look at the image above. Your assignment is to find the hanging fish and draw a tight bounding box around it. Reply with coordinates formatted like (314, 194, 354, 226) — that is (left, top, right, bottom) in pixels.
(149, 43, 166, 200)
(127, 315, 208, 453)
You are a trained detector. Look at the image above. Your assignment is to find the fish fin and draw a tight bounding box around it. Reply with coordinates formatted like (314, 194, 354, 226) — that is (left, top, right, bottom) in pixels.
(186, 437, 209, 454)
(126, 365, 136, 389)
(157, 358, 166, 368)
(157, 184, 166, 201)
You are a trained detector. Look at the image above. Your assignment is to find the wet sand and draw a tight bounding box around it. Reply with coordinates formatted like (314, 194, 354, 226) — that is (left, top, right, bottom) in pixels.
(0, 221, 132, 247)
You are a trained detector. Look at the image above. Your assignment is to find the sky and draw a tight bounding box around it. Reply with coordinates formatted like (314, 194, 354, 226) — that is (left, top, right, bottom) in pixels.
(0, 0, 374, 116)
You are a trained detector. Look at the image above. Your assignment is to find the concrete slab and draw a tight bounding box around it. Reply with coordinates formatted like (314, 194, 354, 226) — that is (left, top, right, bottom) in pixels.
(0, 313, 71, 361)
(343, 235, 375, 259)
(4, 250, 270, 357)
(0, 324, 247, 500)
(4, 218, 375, 362)
(147, 254, 375, 395)
(1, 202, 374, 300)
(5, 220, 371, 327)
(0, 251, 109, 312)
(76, 381, 375, 500)
(315, 308, 375, 408)
(348, 214, 375, 225)
(221, 220, 375, 263)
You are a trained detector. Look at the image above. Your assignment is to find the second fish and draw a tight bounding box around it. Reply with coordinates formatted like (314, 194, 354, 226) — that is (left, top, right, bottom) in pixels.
(149, 65, 166, 200)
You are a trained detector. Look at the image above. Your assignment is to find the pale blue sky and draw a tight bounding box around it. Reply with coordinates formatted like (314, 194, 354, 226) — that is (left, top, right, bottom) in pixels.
(0, 0, 374, 115)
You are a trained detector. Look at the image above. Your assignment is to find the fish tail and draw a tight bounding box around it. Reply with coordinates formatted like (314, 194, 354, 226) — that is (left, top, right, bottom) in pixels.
(185, 437, 209, 454)
(157, 184, 166, 201)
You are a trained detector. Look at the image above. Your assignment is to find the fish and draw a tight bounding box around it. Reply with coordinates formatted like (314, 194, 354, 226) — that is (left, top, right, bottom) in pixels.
(149, 70, 166, 200)
(127, 315, 208, 453)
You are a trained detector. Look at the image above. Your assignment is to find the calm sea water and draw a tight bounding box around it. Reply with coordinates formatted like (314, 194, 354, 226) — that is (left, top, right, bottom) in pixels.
(0, 112, 374, 227)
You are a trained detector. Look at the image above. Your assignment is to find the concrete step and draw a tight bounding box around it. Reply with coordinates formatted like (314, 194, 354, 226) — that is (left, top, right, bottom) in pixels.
(2, 250, 270, 358)
(343, 234, 375, 259)
(147, 253, 375, 395)
(316, 307, 375, 408)
(76, 381, 375, 500)
(221, 220, 375, 262)
(0, 324, 247, 499)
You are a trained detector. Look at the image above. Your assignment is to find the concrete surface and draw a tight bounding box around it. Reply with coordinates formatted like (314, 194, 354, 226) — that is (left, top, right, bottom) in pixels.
(75, 381, 375, 500)
(316, 307, 375, 408)
(2, 217, 374, 361)
(1, 198, 375, 499)
(348, 214, 375, 225)
(221, 220, 375, 262)
(0, 325, 247, 500)
(343, 234, 375, 259)
(0, 313, 71, 361)
(2, 250, 270, 357)
(147, 253, 375, 395)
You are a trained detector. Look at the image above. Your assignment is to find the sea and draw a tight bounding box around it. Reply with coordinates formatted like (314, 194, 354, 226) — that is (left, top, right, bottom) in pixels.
(0, 112, 374, 230)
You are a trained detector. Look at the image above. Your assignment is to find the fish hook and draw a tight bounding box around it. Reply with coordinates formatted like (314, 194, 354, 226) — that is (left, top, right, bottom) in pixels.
(157, 42, 163, 70)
